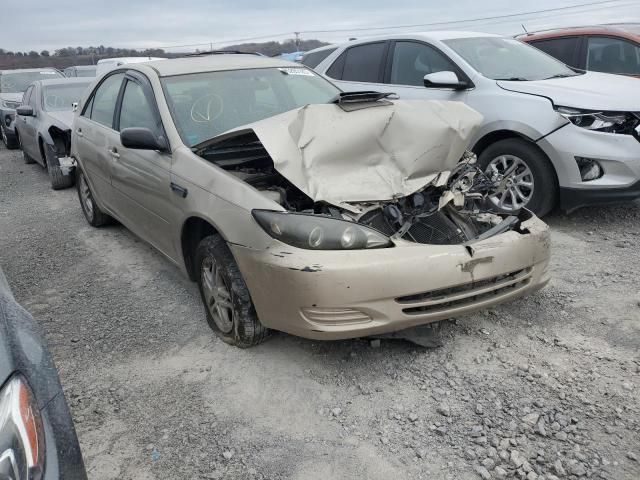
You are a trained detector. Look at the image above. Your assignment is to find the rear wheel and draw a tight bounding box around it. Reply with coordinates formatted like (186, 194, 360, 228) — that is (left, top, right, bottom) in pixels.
(477, 138, 557, 217)
(195, 235, 269, 348)
(76, 168, 111, 227)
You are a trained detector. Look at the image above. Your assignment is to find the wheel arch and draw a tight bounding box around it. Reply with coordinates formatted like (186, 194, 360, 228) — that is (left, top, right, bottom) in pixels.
(181, 216, 225, 281)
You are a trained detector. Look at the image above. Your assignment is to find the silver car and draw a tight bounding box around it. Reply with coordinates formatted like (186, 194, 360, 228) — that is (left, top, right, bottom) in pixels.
(71, 54, 550, 348)
(312, 31, 640, 215)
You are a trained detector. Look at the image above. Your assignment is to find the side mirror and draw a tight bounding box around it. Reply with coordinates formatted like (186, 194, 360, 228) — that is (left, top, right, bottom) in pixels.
(423, 71, 471, 90)
(16, 105, 34, 117)
(120, 127, 168, 151)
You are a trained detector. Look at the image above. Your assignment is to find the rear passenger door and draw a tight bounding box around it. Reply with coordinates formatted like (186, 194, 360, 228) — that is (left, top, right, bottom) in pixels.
(325, 41, 390, 93)
(110, 72, 177, 259)
(74, 72, 125, 208)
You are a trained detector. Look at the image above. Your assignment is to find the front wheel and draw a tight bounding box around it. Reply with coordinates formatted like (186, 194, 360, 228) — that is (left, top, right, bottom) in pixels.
(76, 168, 111, 227)
(45, 152, 74, 190)
(195, 235, 269, 348)
(477, 139, 558, 217)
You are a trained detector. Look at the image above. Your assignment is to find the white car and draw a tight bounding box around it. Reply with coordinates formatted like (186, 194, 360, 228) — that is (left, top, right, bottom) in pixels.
(313, 31, 640, 215)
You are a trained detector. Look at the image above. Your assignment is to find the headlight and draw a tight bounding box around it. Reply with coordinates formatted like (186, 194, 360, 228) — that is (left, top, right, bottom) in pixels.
(0, 375, 45, 480)
(252, 210, 392, 250)
(1, 100, 21, 110)
(556, 106, 636, 133)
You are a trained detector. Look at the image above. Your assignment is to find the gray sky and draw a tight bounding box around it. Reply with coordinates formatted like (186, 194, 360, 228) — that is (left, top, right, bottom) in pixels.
(4, 0, 640, 52)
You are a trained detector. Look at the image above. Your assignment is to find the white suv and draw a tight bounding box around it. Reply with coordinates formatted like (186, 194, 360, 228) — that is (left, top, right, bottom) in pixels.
(313, 31, 640, 216)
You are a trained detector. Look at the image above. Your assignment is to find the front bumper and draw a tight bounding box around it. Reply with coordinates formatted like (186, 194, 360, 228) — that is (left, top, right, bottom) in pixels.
(231, 215, 550, 340)
(537, 124, 640, 211)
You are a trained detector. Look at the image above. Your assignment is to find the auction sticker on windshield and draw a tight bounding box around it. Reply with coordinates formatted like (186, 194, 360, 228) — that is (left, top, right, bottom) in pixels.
(278, 68, 314, 76)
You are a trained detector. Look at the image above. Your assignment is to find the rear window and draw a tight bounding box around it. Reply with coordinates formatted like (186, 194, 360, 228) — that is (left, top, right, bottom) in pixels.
(301, 48, 337, 68)
(327, 43, 387, 82)
(529, 37, 580, 67)
(0, 70, 64, 93)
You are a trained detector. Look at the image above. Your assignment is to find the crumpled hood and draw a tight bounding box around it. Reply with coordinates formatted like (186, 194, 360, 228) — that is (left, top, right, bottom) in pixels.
(240, 100, 483, 208)
(46, 110, 74, 130)
(497, 71, 640, 111)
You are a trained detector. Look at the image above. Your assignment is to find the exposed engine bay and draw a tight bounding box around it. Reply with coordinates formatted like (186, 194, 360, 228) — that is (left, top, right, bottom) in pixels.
(196, 131, 530, 246)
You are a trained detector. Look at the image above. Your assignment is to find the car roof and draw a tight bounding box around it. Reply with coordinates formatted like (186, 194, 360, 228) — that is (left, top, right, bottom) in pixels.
(338, 31, 502, 45)
(34, 78, 93, 87)
(68, 65, 96, 70)
(139, 54, 304, 77)
(304, 44, 339, 55)
(518, 23, 640, 42)
(0, 67, 61, 74)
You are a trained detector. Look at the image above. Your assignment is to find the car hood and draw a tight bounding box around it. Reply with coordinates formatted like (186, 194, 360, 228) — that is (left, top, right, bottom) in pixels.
(0, 92, 23, 103)
(497, 71, 640, 111)
(46, 110, 74, 129)
(206, 100, 483, 209)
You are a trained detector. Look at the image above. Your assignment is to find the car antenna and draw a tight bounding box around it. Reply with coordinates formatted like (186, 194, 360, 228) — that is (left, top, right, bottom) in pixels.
(521, 24, 530, 35)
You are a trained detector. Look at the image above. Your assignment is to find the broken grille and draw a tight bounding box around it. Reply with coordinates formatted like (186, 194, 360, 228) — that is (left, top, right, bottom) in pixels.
(396, 268, 532, 315)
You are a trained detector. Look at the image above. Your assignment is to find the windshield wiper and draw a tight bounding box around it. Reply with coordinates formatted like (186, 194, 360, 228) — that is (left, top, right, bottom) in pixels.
(542, 73, 578, 80)
(494, 77, 529, 81)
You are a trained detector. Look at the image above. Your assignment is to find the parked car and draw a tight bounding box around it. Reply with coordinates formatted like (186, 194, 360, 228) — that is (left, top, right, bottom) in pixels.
(519, 24, 640, 77)
(14, 78, 92, 189)
(63, 65, 97, 78)
(71, 54, 550, 348)
(300, 44, 338, 69)
(313, 32, 640, 215)
(95, 57, 165, 77)
(0, 265, 87, 479)
(0, 68, 65, 149)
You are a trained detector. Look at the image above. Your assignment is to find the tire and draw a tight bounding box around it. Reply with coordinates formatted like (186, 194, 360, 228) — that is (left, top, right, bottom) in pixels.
(1, 125, 18, 149)
(45, 150, 74, 190)
(195, 235, 269, 348)
(477, 138, 558, 217)
(76, 168, 111, 227)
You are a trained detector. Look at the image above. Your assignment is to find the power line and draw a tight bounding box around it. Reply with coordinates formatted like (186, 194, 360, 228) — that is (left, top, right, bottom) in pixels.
(122, 0, 633, 51)
(300, 0, 630, 33)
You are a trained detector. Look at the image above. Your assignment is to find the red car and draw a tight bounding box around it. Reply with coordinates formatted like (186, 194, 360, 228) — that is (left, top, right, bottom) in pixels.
(519, 24, 640, 77)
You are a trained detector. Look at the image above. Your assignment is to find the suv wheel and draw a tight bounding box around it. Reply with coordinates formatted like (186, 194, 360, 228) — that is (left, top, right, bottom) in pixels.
(478, 138, 557, 217)
(77, 169, 111, 226)
(195, 235, 269, 348)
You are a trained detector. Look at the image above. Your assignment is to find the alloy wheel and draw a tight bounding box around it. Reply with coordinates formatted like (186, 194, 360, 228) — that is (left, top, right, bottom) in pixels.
(201, 256, 234, 333)
(485, 154, 534, 211)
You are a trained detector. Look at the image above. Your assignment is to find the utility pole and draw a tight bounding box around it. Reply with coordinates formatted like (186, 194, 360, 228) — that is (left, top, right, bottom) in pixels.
(294, 32, 300, 50)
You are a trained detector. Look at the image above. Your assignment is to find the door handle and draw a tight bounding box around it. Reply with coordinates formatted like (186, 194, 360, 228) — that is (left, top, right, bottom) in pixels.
(170, 182, 188, 198)
(108, 147, 120, 159)
(76, 128, 83, 138)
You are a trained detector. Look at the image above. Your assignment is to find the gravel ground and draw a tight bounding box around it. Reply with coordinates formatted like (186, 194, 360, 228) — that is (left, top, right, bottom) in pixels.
(1, 143, 639, 480)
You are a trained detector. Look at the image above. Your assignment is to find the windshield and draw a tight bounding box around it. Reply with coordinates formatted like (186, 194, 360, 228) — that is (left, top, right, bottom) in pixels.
(162, 67, 340, 147)
(0, 70, 64, 93)
(43, 83, 90, 111)
(444, 37, 580, 81)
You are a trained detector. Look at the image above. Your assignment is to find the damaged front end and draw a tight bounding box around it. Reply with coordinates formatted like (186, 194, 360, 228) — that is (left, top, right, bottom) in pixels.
(46, 126, 75, 175)
(194, 96, 532, 249)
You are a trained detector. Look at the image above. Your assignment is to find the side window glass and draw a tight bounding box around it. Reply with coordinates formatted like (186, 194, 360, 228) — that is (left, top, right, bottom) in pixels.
(302, 48, 337, 68)
(118, 80, 160, 134)
(89, 73, 125, 128)
(340, 43, 387, 83)
(587, 37, 640, 75)
(530, 37, 579, 66)
(390, 42, 458, 86)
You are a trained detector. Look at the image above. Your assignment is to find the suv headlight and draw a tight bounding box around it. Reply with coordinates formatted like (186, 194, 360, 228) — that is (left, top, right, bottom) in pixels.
(0, 375, 45, 480)
(556, 106, 639, 134)
(252, 210, 392, 250)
